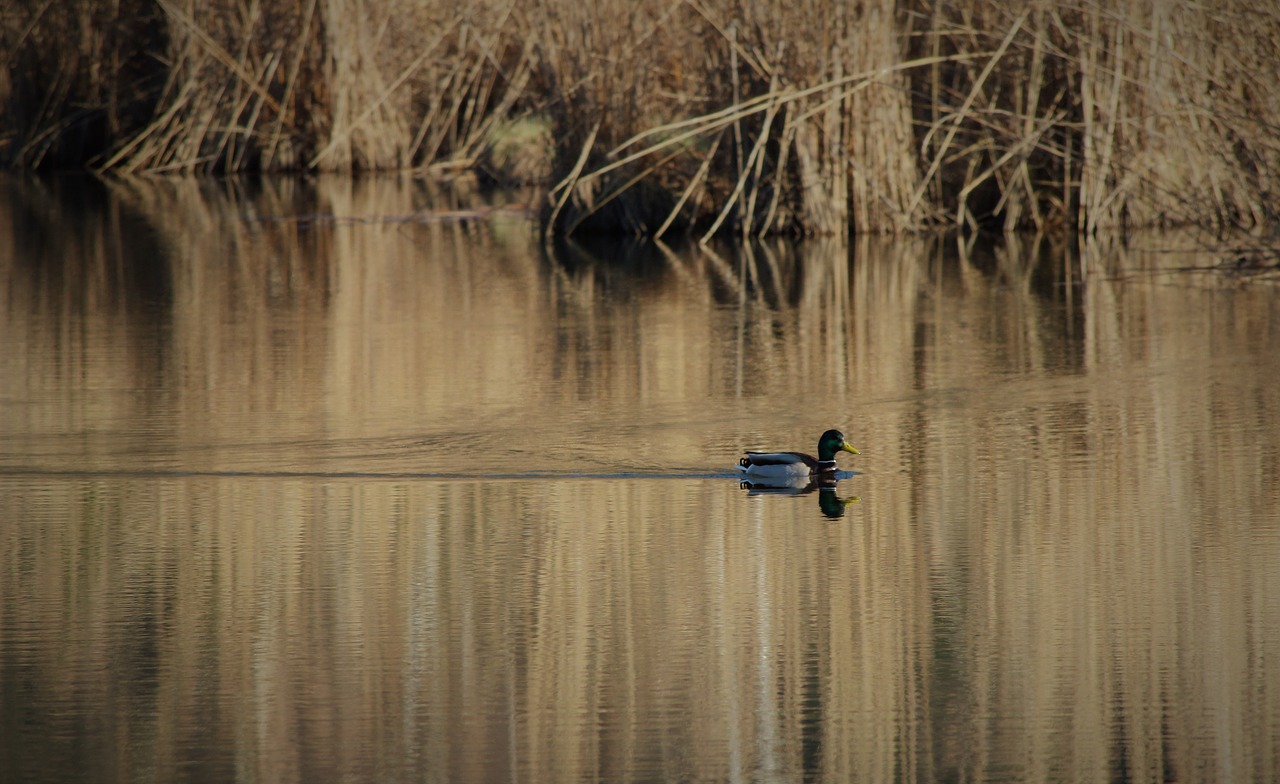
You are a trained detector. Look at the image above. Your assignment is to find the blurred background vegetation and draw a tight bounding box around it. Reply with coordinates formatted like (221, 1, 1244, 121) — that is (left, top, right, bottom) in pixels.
(2, 0, 1277, 236)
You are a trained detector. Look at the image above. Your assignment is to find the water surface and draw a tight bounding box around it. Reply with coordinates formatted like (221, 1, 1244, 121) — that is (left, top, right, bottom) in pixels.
(2, 176, 1278, 783)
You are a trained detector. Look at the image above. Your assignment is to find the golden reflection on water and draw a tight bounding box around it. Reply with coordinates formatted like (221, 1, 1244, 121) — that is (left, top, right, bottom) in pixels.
(1, 176, 1278, 783)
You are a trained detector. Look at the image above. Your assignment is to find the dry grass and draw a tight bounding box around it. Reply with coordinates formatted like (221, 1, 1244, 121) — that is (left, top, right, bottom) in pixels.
(2, 0, 1278, 236)
(915, 0, 1280, 234)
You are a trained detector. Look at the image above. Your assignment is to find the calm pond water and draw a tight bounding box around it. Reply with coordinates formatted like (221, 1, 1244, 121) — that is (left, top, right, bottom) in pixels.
(1, 175, 1278, 783)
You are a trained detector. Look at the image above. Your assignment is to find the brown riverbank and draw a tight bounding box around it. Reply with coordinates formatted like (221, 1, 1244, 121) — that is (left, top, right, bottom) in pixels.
(3, 1, 1278, 237)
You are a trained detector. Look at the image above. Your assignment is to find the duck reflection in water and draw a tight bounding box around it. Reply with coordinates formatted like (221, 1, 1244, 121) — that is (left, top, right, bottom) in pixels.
(738, 475, 860, 519)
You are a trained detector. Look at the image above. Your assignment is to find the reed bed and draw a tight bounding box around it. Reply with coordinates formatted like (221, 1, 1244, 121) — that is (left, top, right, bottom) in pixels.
(2, 0, 1278, 236)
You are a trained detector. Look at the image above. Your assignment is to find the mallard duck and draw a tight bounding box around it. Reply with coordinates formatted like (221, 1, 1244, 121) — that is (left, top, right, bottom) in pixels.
(738, 429, 860, 478)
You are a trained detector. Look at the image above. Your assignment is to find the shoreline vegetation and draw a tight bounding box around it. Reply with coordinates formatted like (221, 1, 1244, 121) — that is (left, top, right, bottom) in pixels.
(3, 1, 1278, 240)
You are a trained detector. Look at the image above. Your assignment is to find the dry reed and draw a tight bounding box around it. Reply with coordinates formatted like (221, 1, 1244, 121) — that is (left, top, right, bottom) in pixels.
(2, 0, 1278, 236)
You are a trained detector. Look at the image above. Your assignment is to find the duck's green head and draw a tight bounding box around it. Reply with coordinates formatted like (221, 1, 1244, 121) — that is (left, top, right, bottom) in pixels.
(818, 429, 860, 462)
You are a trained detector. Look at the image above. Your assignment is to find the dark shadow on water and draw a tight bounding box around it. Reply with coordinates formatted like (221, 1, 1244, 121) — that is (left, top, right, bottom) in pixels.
(4, 173, 173, 315)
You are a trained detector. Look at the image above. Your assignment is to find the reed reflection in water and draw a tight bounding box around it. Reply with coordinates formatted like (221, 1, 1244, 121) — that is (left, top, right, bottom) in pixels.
(1, 176, 1278, 783)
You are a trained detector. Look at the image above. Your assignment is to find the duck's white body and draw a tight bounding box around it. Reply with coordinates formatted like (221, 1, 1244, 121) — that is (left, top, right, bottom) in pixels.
(738, 453, 830, 478)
